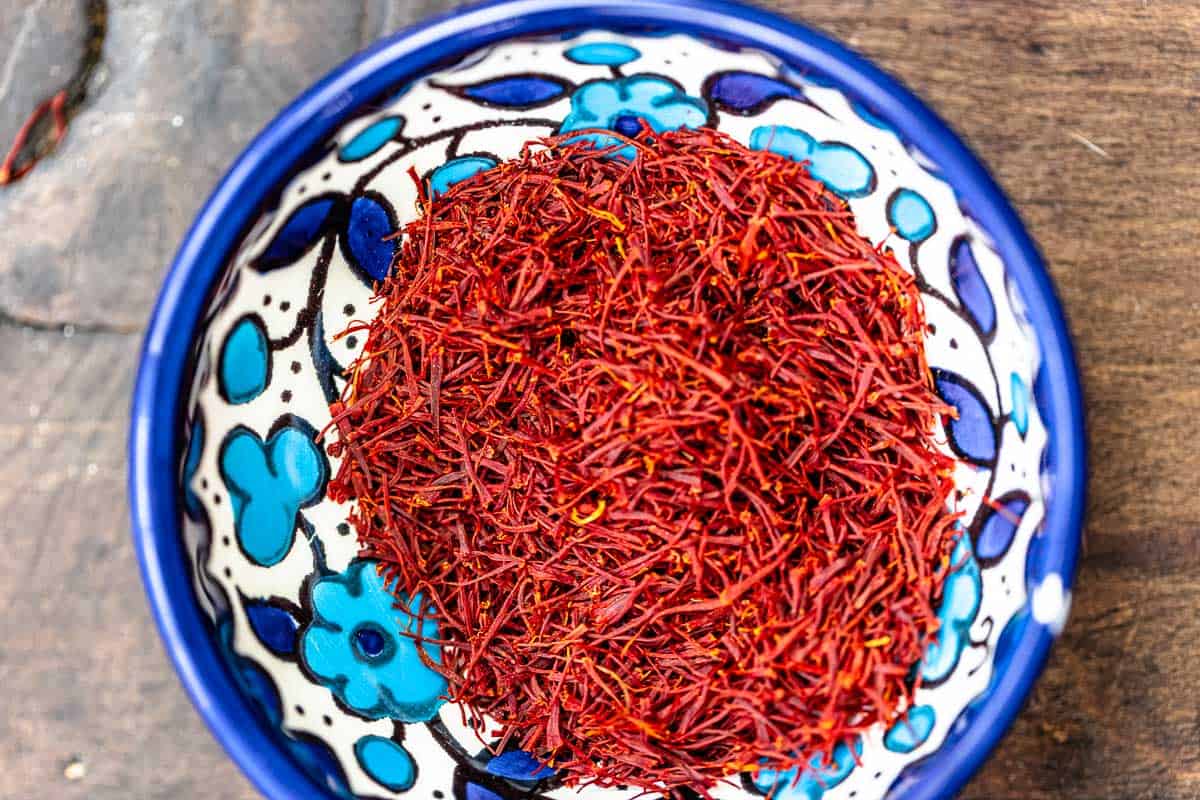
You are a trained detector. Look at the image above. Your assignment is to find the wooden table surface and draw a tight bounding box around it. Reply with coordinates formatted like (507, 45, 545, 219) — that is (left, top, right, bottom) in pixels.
(1, 1, 1195, 798)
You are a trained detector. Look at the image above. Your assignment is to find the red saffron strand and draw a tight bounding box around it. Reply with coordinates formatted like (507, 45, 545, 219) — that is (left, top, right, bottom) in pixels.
(324, 126, 960, 793)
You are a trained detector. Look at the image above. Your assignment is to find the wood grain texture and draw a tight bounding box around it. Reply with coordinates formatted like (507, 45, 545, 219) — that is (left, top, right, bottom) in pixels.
(0, 1, 1195, 798)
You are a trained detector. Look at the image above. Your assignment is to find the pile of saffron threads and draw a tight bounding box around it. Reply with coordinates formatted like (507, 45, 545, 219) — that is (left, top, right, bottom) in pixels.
(326, 126, 960, 792)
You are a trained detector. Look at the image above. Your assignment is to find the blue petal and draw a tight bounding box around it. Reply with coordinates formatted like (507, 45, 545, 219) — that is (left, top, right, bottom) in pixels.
(340, 116, 404, 161)
(750, 126, 874, 198)
(704, 71, 803, 114)
(921, 534, 982, 683)
(466, 783, 506, 800)
(887, 188, 936, 243)
(754, 740, 861, 800)
(218, 315, 270, 405)
(430, 156, 498, 198)
(1010, 372, 1030, 436)
(270, 426, 327, 500)
(974, 492, 1031, 564)
(355, 736, 416, 792)
(565, 42, 641, 66)
(254, 197, 339, 271)
(450, 75, 571, 108)
(219, 422, 328, 567)
(884, 705, 936, 753)
(244, 599, 302, 657)
(487, 749, 555, 781)
(344, 194, 397, 283)
(949, 237, 997, 335)
(934, 369, 998, 465)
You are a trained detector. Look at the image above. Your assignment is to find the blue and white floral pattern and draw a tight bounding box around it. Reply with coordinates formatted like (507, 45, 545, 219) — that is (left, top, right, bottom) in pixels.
(559, 76, 708, 157)
(302, 561, 447, 722)
(752, 740, 861, 800)
(749, 125, 875, 198)
(920, 534, 983, 684)
(179, 30, 1052, 800)
(219, 419, 328, 567)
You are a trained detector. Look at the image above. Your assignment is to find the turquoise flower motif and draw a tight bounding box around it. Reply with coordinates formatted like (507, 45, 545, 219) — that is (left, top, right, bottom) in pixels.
(749, 125, 875, 198)
(430, 156, 498, 198)
(301, 560, 447, 721)
(753, 740, 862, 800)
(559, 75, 708, 158)
(219, 421, 327, 567)
(920, 533, 982, 683)
(883, 705, 936, 753)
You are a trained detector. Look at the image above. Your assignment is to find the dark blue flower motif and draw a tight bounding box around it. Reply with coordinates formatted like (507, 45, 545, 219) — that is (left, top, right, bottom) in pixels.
(920, 533, 982, 683)
(465, 781, 505, 800)
(301, 560, 447, 721)
(989, 607, 1030, 686)
(341, 193, 398, 284)
(486, 749, 555, 781)
(973, 491, 1031, 565)
(1033, 363, 1056, 499)
(441, 74, 572, 109)
(559, 76, 708, 159)
(290, 735, 355, 799)
(933, 369, 998, 466)
(219, 418, 328, 567)
(753, 739, 861, 800)
(704, 71, 805, 115)
(949, 236, 996, 336)
(253, 196, 339, 272)
(244, 596, 304, 658)
(749, 125, 875, 198)
(309, 309, 345, 405)
(254, 191, 400, 286)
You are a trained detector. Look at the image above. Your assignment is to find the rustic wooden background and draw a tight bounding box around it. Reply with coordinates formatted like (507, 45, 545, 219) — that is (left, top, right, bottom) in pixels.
(1, 1, 1195, 798)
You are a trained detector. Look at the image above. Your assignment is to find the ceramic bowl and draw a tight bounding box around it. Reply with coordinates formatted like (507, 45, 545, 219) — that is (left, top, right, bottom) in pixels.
(129, 2, 1086, 799)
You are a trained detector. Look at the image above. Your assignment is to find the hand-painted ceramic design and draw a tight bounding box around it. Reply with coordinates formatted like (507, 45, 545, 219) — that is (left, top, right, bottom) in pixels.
(162, 23, 1075, 800)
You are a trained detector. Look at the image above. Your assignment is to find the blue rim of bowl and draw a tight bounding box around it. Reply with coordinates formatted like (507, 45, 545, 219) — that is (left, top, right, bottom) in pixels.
(128, 2, 1086, 798)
